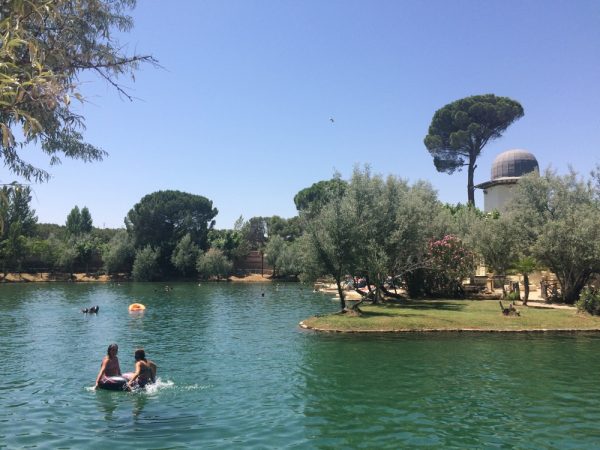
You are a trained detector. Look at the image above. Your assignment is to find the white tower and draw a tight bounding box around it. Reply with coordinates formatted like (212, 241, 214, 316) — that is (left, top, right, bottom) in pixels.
(475, 149, 539, 213)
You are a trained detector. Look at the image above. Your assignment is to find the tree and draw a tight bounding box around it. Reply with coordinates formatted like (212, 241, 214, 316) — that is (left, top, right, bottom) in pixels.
(0, 185, 37, 272)
(343, 166, 390, 304)
(300, 177, 358, 311)
(509, 169, 600, 303)
(125, 190, 218, 273)
(132, 245, 160, 281)
(294, 178, 348, 217)
(275, 241, 302, 278)
(55, 239, 78, 276)
(0, 222, 27, 274)
(266, 215, 302, 241)
(510, 256, 538, 305)
(386, 179, 448, 297)
(80, 207, 93, 234)
(26, 236, 57, 271)
(0, 184, 37, 238)
(208, 228, 243, 261)
(265, 235, 286, 277)
(72, 234, 100, 273)
(424, 94, 524, 205)
(171, 233, 200, 277)
(65, 206, 81, 236)
(102, 229, 134, 274)
(241, 217, 268, 250)
(471, 214, 515, 297)
(65, 205, 92, 235)
(0, 0, 156, 182)
(196, 248, 233, 280)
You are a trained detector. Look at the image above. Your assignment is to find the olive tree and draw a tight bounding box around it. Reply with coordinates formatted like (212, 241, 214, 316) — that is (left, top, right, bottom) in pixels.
(300, 176, 358, 311)
(265, 235, 285, 277)
(508, 169, 600, 303)
(471, 214, 515, 297)
(196, 248, 232, 280)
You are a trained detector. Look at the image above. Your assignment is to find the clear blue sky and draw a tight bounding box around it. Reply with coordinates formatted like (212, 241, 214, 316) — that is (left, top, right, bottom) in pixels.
(17, 0, 600, 229)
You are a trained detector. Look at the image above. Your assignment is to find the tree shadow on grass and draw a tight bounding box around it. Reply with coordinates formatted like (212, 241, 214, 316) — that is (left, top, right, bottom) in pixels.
(375, 299, 467, 312)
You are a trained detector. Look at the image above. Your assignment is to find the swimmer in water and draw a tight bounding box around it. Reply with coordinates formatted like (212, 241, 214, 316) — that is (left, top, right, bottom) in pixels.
(127, 348, 157, 390)
(95, 343, 122, 389)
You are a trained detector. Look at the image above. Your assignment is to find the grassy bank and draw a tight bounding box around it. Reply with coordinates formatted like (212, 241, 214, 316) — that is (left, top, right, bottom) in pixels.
(300, 299, 600, 332)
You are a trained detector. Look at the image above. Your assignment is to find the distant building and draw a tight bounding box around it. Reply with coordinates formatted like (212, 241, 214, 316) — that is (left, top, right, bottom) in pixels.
(234, 250, 272, 275)
(475, 149, 539, 213)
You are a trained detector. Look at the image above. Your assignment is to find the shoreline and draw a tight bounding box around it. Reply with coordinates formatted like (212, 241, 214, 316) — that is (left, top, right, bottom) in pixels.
(299, 298, 596, 334)
(299, 321, 600, 333)
(0, 272, 275, 283)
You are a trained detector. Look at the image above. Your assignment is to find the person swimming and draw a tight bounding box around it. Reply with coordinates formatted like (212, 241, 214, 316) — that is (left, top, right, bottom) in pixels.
(127, 348, 157, 389)
(95, 343, 122, 389)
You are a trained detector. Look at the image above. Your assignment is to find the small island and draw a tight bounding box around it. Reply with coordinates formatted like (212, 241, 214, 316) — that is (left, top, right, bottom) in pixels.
(300, 298, 600, 333)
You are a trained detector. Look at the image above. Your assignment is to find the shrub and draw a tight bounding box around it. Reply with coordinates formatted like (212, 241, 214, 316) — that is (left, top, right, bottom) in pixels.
(197, 248, 232, 280)
(424, 235, 475, 297)
(506, 291, 520, 301)
(576, 287, 600, 315)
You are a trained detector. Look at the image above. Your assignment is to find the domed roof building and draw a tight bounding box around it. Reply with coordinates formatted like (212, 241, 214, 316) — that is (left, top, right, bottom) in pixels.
(476, 149, 539, 213)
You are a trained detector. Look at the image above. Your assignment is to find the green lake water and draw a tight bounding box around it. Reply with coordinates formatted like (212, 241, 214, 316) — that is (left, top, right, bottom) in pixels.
(1, 282, 600, 449)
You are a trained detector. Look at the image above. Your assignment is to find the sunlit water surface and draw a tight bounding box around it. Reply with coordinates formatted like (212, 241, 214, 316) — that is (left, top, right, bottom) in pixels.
(1, 282, 600, 448)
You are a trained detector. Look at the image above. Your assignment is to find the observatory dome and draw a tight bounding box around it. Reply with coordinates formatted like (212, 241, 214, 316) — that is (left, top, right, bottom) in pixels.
(491, 149, 539, 180)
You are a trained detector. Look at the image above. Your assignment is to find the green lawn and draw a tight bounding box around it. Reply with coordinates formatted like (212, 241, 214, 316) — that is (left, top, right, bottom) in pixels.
(301, 299, 600, 332)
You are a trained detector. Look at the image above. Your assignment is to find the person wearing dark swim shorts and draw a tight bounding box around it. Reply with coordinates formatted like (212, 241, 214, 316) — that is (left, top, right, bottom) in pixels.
(127, 348, 157, 389)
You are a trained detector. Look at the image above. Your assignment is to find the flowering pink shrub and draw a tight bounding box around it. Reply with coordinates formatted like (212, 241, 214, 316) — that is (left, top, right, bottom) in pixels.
(426, 235, 475, 297)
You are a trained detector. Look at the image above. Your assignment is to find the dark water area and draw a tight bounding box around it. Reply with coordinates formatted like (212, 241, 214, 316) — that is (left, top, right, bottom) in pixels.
(1, 282, 600, 448)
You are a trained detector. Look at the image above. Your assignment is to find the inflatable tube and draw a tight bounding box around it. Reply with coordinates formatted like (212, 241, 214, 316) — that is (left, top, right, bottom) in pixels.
(128, 303, 146, 312)
(97, 373, 133, 391)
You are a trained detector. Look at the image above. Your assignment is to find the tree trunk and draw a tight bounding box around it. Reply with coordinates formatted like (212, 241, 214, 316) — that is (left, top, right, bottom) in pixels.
(381, 284, 404, 299)
(467, 159, 476, 206)
(366, 275, 378, 304)
(336, 277, 346, 311)
(522, 273, 529, 305)
(561, 272, 590, 304)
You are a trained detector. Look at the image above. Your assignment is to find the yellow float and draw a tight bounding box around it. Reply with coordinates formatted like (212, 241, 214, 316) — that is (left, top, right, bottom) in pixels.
(128, 303, 146, 312)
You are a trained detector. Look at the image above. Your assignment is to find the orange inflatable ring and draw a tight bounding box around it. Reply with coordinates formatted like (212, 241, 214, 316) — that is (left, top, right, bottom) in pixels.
(128, 303, 146, 312)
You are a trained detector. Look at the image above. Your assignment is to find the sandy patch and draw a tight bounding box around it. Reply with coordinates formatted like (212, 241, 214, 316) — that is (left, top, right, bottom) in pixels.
(0, 272, 126, 283)
(229, 273, 272, 282)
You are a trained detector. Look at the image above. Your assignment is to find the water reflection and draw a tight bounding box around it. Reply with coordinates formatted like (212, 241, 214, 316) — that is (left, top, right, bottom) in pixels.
(95, 389, 149, 421)
(131, 392, 149, 420)
(95, 391, 119, 421)
(299, 332, 600, 448)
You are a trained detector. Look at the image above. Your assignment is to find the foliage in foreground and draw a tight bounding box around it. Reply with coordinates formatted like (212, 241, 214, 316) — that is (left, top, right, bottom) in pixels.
(0, 0, 155, 182)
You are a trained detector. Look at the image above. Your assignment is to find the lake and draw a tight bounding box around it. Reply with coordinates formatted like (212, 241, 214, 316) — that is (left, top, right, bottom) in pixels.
(1, 282, 599, 448)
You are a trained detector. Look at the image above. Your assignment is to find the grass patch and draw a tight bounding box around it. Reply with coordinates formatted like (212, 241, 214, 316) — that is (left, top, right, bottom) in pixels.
(301, 299, 600, 332)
